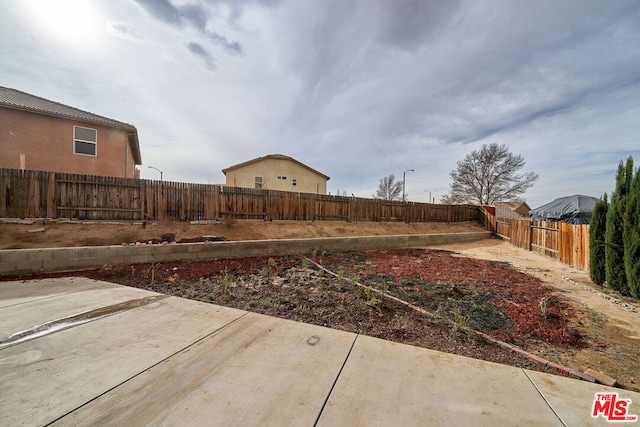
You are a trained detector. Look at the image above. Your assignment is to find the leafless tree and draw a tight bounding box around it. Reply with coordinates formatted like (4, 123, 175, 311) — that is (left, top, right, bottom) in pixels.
(374, 174, 403, 201)
(445, 143, 538, 205)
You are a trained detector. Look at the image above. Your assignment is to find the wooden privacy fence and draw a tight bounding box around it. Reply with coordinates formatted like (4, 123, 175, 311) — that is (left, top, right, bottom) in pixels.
(481, 208, 590, 271)
(0, 168, 480, 223)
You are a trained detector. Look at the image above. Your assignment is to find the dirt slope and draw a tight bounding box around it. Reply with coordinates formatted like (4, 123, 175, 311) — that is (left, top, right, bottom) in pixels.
(0, 219, 484, 250)
(433, 239, 640, 391)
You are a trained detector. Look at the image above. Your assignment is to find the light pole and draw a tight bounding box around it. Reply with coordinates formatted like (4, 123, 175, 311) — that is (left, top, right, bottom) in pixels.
(147, 165, 163, 181)
(148, 166, 164, 195)
(424, 190, 432, 204)
(402, 169, 414, 203)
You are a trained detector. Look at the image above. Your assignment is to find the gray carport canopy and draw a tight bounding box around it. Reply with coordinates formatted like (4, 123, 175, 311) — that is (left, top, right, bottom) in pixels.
(529, 194, 600, 224)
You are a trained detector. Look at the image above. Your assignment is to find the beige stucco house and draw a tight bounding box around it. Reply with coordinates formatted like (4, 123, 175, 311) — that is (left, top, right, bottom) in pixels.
(495, 201, 531, 219)
(0, 86, 141, 178)
(222, 154, 330, 194)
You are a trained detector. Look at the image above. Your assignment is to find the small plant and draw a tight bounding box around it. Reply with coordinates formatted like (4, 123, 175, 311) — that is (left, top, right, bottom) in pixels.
(219, 267, 234, 292)
(286, 267, 298, 285)
(150, 263, 161, 286)
(296, 304, 311, 314)
(451, 306, 475, 339)
(277, 296, 289, 304)
(395, 315, 406, 329)
(260, 258, 278, 279)
(349, 275, 360, 286)
(363, 287, 382, 309)
(588, 308, 604, 324)
(300, 257, 310, 268)
(539, 296, 558, 319)
(380, 278, 389, 295)
(261, 299, 273, 309)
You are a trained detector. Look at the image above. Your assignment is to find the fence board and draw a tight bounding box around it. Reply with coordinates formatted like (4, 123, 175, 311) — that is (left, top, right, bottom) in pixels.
(484, 209, 590, 271)
(1, 168, 483, 225)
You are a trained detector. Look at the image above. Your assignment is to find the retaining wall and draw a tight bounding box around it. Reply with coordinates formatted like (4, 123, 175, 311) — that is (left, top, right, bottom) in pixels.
(0, 231, 491, 276)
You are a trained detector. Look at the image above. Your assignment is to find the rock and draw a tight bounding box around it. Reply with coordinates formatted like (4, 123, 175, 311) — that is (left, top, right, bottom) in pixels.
(27, 227, 45, 233)
(585, 368, 617, 387)
(161, 233, 176, 242)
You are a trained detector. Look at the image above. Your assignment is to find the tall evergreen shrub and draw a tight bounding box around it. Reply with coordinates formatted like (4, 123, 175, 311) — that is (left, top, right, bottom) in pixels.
(605, 161, 628, 294)
(624, 163, 640, 297)
(589, 194, 608, 285)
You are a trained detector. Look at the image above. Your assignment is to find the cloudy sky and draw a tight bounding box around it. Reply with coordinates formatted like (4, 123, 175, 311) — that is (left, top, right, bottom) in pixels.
(2, 0, 639, 207)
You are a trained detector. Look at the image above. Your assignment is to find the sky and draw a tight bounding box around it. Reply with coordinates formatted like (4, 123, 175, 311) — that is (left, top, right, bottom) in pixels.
(1, 0, 639, 207)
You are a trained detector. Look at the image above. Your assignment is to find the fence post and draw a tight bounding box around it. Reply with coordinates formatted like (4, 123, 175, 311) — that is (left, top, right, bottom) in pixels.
(47, 172, 56, 218)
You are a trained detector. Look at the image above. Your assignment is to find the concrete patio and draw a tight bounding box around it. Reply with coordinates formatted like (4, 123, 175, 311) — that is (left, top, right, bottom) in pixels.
(1, 277, 638, 426)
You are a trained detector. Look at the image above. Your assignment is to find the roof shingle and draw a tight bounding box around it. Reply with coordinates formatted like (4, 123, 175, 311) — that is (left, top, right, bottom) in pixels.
(0, 86, 141, 164)
(0, 86, 136, 131)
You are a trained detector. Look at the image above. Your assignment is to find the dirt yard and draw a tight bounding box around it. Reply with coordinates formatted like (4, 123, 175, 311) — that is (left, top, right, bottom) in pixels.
(2, 219, 639, 391)
(0, 219, 483, 250)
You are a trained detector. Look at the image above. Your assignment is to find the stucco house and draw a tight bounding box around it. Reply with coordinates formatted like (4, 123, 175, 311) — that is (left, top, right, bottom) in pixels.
(495, 201, 531, 219)
(0, 86, 141, 178)
(222, 154, 330, 194)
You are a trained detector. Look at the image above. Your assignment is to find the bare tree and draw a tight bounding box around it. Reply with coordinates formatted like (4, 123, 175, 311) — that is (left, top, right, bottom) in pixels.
(445, 143, 538, 205)
(374, 174, 403, 201)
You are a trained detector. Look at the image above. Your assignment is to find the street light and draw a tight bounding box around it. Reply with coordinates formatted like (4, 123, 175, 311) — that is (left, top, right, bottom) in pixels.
(424, 189, 433, 204)
(148, 165, 164, 195)
(147, 166, 163, 181)
(402, 169, 414, 203)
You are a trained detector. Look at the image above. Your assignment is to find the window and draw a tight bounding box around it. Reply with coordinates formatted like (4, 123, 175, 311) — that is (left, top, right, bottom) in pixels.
(292, 179, 297, 186)
(255, 176, 263, 189)
(74, 126, 97, 156)
(277, 176, 287, 180)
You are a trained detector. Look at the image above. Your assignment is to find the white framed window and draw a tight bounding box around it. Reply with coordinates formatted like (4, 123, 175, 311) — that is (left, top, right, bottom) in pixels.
(73, 126, 97, 156)
(292, 179, 297, 186)
(255, 176, 263, 189)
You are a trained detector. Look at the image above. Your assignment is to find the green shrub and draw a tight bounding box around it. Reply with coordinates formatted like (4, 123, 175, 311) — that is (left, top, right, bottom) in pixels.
(605, 161, 629, 294)
(624, 164, 640, 297)
(589, 194, 608, 285)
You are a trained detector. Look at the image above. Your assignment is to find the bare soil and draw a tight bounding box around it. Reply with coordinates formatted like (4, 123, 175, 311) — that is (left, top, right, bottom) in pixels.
(0, 219, 482, 249)
(2, 219, 639, 391)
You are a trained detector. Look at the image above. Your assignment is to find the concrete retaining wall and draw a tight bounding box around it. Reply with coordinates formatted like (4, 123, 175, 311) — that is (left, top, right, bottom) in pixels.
(0, 231, 491, 276)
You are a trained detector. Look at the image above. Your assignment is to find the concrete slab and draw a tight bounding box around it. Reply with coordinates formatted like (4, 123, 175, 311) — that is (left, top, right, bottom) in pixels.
(0, 293, 246, 426)
(2, 278, 640, 426)
(525, 370, 640, 426)
(317, 334, 563, 426)
(53, 312, 357, 426)
(0, 277, 109, 308)
(0, 281, 161, 343)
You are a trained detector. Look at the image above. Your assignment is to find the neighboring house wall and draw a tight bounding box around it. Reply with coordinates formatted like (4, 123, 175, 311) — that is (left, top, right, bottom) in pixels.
(495, 202, 531, 219)
(0, 107, 137, 178)
(512, 203, 530, 217)
(223, 155, 329, 194)
(495, 205, 522, 219)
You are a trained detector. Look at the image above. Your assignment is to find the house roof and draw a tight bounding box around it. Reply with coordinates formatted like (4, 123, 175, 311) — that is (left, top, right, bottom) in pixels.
(0, 86, 142, 165)
(222, 154, 330, 180)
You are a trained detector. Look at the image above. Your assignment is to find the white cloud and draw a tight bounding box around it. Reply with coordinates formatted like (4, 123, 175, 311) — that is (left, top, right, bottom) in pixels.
(1, 0, 640, 207)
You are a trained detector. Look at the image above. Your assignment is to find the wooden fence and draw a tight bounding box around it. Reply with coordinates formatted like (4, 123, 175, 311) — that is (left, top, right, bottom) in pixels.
(0, 168, 480, 223)
(481, 208, 590, 271)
